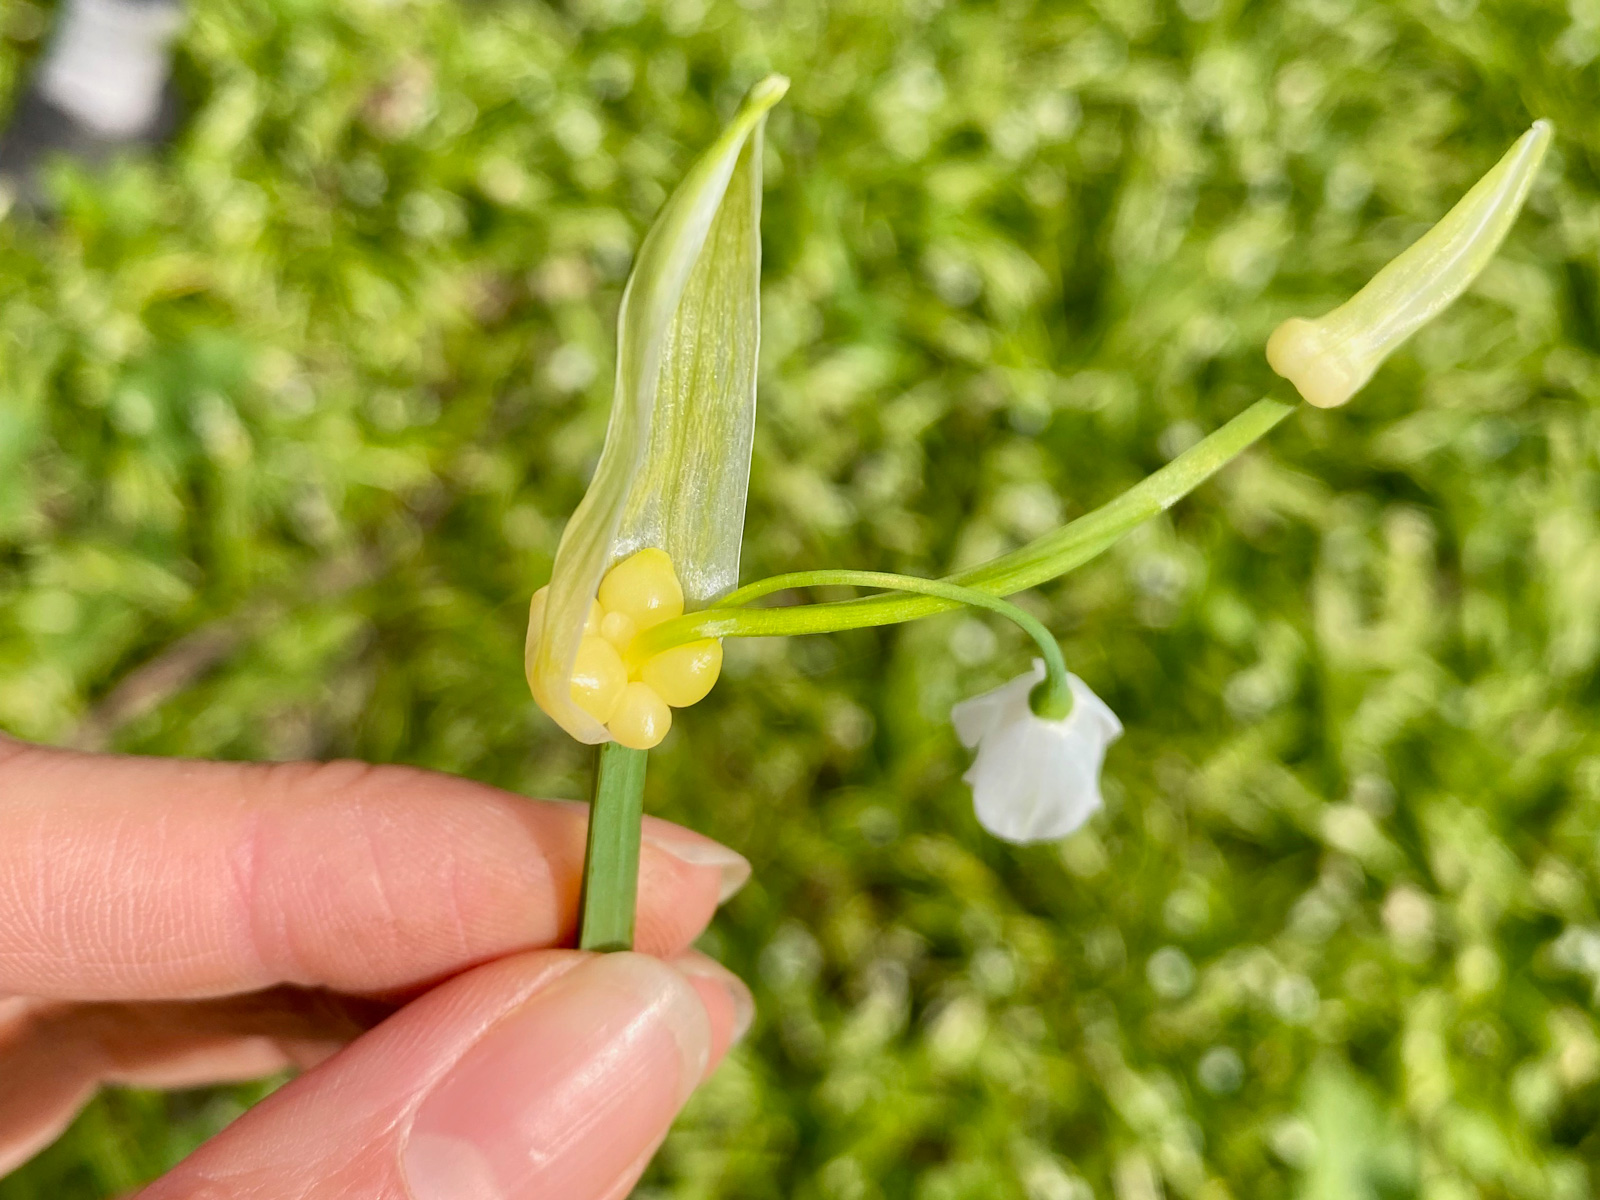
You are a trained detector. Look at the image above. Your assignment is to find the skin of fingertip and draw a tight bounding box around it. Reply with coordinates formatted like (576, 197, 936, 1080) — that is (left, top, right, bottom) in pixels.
(130, 952, 596, 1200)
(0, 751, 743, 998)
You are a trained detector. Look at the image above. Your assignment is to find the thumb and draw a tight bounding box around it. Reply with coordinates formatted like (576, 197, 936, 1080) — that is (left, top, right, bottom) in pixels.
(137, 950, 753, 1200)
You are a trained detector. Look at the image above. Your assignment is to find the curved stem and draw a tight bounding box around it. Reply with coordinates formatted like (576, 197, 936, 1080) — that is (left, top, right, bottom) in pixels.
(634, 395, 1295, 655)
(707, 569, 1073, 716)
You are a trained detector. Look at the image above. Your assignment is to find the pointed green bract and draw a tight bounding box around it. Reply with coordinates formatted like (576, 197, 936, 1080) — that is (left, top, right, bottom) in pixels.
(529, 76, 786, 743)
(1268, 120, 1552, 408)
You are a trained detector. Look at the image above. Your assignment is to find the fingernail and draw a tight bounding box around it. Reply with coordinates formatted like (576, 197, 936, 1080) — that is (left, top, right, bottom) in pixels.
(673, 954, 756, 1048)
(643, 831, 752, 903)
(402, 953, 711, 1200)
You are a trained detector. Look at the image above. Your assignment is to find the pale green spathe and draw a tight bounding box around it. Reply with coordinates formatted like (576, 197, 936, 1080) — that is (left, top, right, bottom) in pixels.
(1268, 120, 1552, 408)
(530, 76, 786, 743)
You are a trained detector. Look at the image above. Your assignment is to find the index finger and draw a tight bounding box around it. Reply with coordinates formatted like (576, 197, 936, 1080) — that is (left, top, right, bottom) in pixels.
(0, 737, 749, 1001)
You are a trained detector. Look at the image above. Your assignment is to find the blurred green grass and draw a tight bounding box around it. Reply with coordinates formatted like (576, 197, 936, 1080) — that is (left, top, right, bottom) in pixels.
(1, 0, 1598, 1195)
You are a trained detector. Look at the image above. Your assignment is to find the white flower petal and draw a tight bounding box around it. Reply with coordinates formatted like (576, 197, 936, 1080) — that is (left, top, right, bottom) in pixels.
(953, 666, 1122, 845)
(950, 658, 1042, 748)
(1066, 672, 1123, 741)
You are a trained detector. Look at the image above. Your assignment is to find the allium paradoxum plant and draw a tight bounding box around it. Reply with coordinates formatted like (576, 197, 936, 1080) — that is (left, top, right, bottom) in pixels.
(526, 81, 1552, 951)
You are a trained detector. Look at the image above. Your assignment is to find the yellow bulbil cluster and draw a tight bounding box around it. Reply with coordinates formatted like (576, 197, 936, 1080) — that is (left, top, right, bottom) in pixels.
(528, 549, 723, 750)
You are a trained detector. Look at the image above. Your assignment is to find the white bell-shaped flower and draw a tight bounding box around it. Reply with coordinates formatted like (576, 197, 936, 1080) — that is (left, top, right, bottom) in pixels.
(951, 660, 1123, 844)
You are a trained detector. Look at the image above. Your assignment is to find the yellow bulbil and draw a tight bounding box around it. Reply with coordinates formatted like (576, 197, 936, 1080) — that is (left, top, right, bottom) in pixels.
(570, 635, 629, 724)
(609, 682, 672, 749)
(599, 610, 638, 654)
(597, 548, 684, 631)
(534, 549, 725, 747)
(640, 639, 723, 708)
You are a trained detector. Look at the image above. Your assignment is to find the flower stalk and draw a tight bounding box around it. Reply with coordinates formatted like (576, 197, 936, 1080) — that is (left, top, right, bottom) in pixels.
(578, 742, 649, 951)
(632, 395, 1296, 656)
(692, 569, 1078, 718)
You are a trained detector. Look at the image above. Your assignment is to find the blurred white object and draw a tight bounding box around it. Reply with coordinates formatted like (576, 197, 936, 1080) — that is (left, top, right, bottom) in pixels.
(951, 660, 1123, 844)
(38, 0, 182, 139)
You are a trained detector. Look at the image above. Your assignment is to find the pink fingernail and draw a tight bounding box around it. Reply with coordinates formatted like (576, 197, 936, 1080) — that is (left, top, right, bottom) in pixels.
(401, 953, 711, 1200)
(674, 954, 755, 1047)
(642, 830, 752, 903)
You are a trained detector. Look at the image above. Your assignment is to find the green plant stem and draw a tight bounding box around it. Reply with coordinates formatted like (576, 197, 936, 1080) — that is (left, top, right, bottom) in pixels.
(702, 569, 1075, 715)
(634, 395, 1295, 655)
(578, 741, 649, 952)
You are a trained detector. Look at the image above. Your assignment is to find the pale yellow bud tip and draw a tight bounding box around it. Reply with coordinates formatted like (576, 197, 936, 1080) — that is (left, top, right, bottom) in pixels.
(598, 548, 685, 631)
(1265, 317, 1369, 409)
(608, 682, 672, 749)
(1267, 120, 1552, 411)
(749, 74, 790, 106)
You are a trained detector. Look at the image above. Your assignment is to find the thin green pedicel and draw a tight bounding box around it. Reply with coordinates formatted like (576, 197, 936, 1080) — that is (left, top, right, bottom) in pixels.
(634, 396, 1294, 655)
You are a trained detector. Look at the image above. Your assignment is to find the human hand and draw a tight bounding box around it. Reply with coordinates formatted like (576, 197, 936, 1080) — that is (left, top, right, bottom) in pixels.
(0, 734, 754, 1198)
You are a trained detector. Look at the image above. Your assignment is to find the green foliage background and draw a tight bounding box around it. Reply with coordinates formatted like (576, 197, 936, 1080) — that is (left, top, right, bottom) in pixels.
(1, 0, 1598, 1195)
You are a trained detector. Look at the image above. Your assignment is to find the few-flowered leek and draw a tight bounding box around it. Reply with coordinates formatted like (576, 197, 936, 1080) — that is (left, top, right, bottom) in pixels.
(531, 111, 1553, 950)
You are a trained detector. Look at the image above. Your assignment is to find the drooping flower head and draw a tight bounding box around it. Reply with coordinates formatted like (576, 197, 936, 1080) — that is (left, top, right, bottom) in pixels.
(952, 661, 1123, 844)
